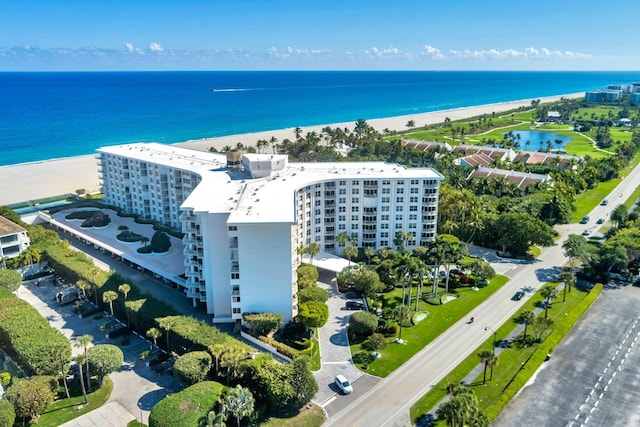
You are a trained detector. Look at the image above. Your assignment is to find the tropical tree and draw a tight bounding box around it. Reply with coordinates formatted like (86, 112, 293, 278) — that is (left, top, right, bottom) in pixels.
(74, 354, 89, 404)
(364, 247, 375, 265)
(392, 304, 411, 341)
(336, 232, 349, 255)
(118, 283, 131, 299)
(4, 376, 56, 424)
(540, 285, 559, 319)
(611, 204, 629, 228)
(532, 317, 554, 342)
(103, 290, 118, 319)
(76, 279, 91, 299)
(158, 317, 178, 351)
(225, 385, 255, 427)
(562, 234, 591, 270)
(75, 334, 93, 392)
(146, 327, 162, 350)
(174, 351, 212, 386)
(87, 344, 124, 383)
(477, 350, 498, 385)
(208, 343, 227, 378)
(343, 246, 358, 266)
(519, 310, 536, 341)
(437, 384, 478, 427)
(306, 242, 320, 264)
(558, 270, 576, 302)
(297, 301, 329, 336)
(220, 350, 245, 384)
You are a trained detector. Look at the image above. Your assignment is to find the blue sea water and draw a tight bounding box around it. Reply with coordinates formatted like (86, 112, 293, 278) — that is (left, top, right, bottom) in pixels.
(0, 71, 638, 166)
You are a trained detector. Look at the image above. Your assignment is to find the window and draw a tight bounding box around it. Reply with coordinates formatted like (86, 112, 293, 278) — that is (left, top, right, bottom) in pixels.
(396, 205, 403, 211)
(339, 206, 346, 212)
(352, 188, 360, 195)
(232, 296, 241, 303)
(228, 226, 237, 231)
(395, 215, 403, 221)
(410, 206, 418, 211)
(351, 223, 359, 230)
(351, 215, 359, 221)
(233, 308, 242, 314)
(231, 273, 240, 280)
(381, 214, 389, 220)
(339, 197, 346, 204)
(411, 187, 419, 194)
(397, 188, 404, 194)
(381, 232, 389, 238)
(396, 197, 404, 203)
(339, 189, 346, 195)
(382, 197, 390, 203)
(351, 206, 359, 212)
(382, 188, 391, 194)
(381, 223, 389, 229)
(410, 197, 418, 203)
(352, 198, 359, 204)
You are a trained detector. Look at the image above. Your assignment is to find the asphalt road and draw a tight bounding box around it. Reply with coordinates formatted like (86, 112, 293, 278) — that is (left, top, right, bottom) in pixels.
(493, 283, 640, 427)
(325, 155, 640, 426)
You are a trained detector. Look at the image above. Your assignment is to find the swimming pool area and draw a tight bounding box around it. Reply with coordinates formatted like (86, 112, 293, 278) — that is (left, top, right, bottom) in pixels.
(504, 130, 572, 151)
(10, 196, 74, 215)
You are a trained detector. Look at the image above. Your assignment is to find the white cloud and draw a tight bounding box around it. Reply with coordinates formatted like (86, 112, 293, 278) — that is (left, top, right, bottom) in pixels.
(446, 46, 591, 60)
(149, 42, 164, 53)
(423, 44, 445, 59)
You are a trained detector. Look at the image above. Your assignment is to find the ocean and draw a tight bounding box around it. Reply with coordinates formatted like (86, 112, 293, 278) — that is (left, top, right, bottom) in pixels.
(0, 70, 638, 166)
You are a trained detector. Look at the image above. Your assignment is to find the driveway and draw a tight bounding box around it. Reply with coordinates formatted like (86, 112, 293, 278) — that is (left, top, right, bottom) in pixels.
(19, 281, 183, 426)
(312, 270, 380, 414)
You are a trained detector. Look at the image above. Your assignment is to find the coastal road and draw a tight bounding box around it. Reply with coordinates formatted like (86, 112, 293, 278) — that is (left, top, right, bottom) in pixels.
(325, 161, 640, 426)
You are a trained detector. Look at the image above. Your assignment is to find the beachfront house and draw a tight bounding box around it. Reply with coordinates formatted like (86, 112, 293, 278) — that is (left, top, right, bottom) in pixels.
(468, 167, 552, 191)
(98, 143, 443, 323)
(0, 216, 30, 261)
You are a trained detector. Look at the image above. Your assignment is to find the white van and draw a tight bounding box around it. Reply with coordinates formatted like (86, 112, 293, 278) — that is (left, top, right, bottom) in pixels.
(335, 375, 353, 394)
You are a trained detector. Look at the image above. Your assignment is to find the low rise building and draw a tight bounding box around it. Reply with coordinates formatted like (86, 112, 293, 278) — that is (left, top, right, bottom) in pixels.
(0, 216, 30, 260)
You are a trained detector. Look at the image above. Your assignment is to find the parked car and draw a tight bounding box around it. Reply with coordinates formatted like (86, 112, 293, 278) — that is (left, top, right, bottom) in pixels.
(601, 199, 608, 206)
(596, 218, 604, 224)
(512, 291, 525, 301)
(580, 216, 590, 224)
(582, 229, 591, 236)
(345, 291, 361, 299)
(335, 374, 353, 394)
(346, 301, 365, 310)
(438, 271, 448, 280)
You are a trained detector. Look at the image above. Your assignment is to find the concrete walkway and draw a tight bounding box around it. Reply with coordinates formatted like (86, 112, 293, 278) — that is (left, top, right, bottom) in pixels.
(60, 401, 136, 427)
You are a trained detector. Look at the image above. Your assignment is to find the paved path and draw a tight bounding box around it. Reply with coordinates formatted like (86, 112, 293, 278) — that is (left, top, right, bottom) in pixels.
(312, 270, 380, 415)
(20, 281, 183, 426)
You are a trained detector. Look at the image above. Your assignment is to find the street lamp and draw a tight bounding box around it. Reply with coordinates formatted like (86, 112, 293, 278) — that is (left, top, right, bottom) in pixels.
(485, 326, 497, 355)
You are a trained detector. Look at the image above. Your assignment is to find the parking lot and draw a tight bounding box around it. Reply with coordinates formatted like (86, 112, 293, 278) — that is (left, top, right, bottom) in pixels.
(494, 283, 640, 427)
(19, 278, 183, 426)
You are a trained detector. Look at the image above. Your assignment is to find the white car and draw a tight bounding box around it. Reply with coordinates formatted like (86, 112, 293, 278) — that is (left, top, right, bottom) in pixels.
(335, 374, 353, 394)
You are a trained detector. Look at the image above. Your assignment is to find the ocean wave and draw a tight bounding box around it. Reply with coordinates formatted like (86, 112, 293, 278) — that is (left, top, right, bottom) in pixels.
(211, 88, 252, 92)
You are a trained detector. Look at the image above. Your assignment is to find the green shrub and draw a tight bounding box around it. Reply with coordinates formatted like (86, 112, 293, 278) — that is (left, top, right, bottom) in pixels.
(363, 332, 388, 352)
(0, 293, 71, 376)
(116, 231, 144, 242)
(87, 344, 124, 381)
(298, 287, 329, 303)
(259, 336, 298, 359)
(150, 231, 171, 253)
(349, 311, 379, 337)
(174, 351, 212, 386)
(297, 264, 319, 289)
(148, 381, 226, 427)
(243, 312, 283, 337)
(0, 399, 15, 427)
(80, 211, 111, 228)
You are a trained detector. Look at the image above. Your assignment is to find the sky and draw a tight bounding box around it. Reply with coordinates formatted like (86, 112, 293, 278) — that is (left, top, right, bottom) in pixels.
(1, 0, 639, 71)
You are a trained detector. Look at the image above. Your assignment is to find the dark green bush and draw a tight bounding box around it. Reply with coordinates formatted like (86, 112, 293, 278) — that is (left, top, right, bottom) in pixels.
(116, 231, 144, 242)
(296, 264, 319, 289)
(80, 211, 111, 228)
(174, 351, 212, 386)
(0, 399, 15, 427)
(150, 231, 171, 253)
(149, 382, 226, 427)
(348, 311, 379, 337)
(258, 336, 298, 359)
(298, 287, 329, 303)
(243, 312, 282, 337)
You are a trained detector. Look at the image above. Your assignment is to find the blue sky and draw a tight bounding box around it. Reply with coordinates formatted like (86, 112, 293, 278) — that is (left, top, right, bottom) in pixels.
(1, 0, 638, 71)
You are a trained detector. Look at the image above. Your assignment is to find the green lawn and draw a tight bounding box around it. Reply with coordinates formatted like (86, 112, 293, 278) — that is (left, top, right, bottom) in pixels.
(260, 404, 326, 427)
(571, 179, 621, 223)
(410, 283, 602, 424)
(351, 275, 509, 377)
(33, 377, 113, 427)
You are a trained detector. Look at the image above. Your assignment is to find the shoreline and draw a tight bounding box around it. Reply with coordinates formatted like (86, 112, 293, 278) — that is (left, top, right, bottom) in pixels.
(0, 92, 583, 206)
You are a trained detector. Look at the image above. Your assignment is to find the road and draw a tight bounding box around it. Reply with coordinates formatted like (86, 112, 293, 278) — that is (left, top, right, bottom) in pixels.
(326, 162, 640, 426)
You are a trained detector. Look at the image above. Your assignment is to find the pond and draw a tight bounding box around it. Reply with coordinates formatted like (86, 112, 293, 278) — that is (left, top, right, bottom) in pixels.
(503, 130, 572, 151)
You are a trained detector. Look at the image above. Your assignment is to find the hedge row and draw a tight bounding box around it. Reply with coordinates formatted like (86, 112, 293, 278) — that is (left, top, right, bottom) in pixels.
(149, 381, 226, 427)
(486, 283, 603, 419)
(0, 290, 71, 376)
(259, 335, 298, 359)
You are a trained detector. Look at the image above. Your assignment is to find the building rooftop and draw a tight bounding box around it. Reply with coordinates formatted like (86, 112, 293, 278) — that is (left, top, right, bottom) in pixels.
(100, 143, 445, 224)
(0, 215, 26, 236)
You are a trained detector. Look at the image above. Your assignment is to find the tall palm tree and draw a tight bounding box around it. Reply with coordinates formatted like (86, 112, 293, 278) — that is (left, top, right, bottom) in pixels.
(395, 252, 417, 308)
(76, 279, 90, 299)
(74, 354, 89, 404)
(225, 385, 255, 427)
(477, 350, 497, 385)
(336, 232, 349, 256)
(558, 271, 576, 302)
(392, 305, 411, 342)
(364, 247, 375, 265)
(158, 317, 177, 351)
(306, 242, 320, 265)
(59, 351, 70, 399)
(208, 343, 226, 378)
(343, 246, 358, 266)
(519, 310, 536, 341)
(75, 335, 93, 393)
(221, 350, 245, 384)
(118, 283, 131, 300)
(103, 291, 118, 318)
(146, 328, 162, 350)
(540, 285, 559, 319)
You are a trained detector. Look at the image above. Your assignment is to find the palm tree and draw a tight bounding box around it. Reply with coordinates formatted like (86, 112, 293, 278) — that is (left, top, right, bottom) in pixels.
(540, 285, 559, 319)
(146, 328, 162, 350)
(558, 271, 576, 302)
(392, 305, 411, 342)
(59, 351, 70, 399)
(118, 283, 131, 299)
(519, 310, 535, 341)
(74, 354, 89, 404)
(103, 290, 118, 318)
(158, 317, 177, 351)
(477, 350, 497, 385)
(89, 268, 101, 305)
(306, 242, 320, 265)
(336, 232, 349, 256)
(140, 236, 150, 247)
(75, 335, 93, 393)
(343, 246, 358, 267)
(221, 350, 245, 384)
(206, 408, 227, 427)
(208, 343, 226, 378)
(76, 279, 90, 299)
(225, 385, 255, 427)
(364, 247, 375, 265)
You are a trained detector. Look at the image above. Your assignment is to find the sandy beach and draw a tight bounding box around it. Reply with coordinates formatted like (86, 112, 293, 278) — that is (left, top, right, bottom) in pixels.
(0, 93, 582, 207)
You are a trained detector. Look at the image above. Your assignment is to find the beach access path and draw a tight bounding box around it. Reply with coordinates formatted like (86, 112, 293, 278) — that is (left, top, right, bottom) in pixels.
(0, 93, 582, 207)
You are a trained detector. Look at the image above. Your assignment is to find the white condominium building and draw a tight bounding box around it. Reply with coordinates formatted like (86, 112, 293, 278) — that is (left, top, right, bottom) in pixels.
(98, 143, 443, 323)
